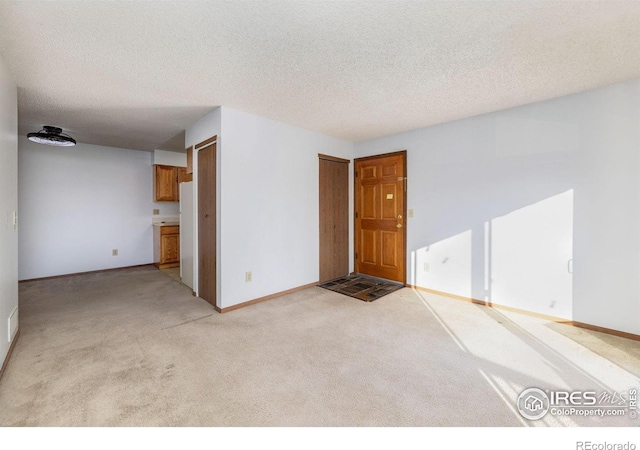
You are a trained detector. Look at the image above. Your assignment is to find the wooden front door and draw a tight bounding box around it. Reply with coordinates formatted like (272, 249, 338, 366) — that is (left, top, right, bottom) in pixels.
(198, 142, 216, 307)
(319, 155, 349, 282)
(355, 151, 406, 283)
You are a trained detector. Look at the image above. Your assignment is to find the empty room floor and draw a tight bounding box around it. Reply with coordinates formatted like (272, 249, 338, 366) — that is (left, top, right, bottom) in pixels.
(0, 266, 638, 426)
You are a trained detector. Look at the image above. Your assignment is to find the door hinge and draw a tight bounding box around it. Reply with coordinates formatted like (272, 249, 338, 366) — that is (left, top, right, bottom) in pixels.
(355, 171, 358, 178)
(355, 211, 358, 219)
(355, 252, 358, 260)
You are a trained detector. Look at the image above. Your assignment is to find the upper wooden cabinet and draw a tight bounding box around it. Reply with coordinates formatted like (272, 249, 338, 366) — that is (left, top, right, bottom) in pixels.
(178, 167, 191, 184)
(186, 146, 193, 174)
(154, 165, 178, 202)
(154, 165, 192, 202)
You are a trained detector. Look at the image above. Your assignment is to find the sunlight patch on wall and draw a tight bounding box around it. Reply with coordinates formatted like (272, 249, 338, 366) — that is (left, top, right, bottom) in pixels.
(414, 229, 473, 298)
(491, 190, 574, 319)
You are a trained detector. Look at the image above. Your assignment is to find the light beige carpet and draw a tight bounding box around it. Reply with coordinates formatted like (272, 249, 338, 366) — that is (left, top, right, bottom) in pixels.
(0, 266, 638, 426)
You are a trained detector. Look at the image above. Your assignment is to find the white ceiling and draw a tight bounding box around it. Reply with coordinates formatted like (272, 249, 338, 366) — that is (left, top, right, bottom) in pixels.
(0, 1, 639, 152)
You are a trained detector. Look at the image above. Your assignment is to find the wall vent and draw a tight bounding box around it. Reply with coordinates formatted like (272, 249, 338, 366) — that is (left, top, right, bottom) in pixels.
(8, 307, 18, 343)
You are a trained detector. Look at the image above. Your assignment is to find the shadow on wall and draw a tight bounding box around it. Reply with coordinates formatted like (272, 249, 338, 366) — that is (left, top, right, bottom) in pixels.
(411, 189, 574, 320)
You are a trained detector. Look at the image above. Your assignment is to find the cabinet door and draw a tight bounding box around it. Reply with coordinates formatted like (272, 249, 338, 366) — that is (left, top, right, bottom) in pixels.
(178, 167, 192, 185)
(154, 165, 178, 202)
(161, 234, 180, 263)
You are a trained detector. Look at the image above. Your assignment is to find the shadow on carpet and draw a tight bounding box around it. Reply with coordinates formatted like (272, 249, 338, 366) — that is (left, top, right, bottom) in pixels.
(318, 275, 403, 302)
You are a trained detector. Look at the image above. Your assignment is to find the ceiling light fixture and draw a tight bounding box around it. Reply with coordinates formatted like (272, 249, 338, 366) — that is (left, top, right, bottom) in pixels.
(27, 126, 76, 146)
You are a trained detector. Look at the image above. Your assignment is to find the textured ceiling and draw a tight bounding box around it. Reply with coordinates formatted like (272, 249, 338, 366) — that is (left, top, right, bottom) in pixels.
(0, 1, 639, 151)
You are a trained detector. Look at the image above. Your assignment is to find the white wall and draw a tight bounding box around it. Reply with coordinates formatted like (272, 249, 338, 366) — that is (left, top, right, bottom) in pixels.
(0, 55, 18, 368)
(355, 79, 640, 335)
(219, 107, 353, 308)
(153, 149, 186, 167)
(185, 107, 221, 299)
(185, 106, 354, 309)
(18, 138, 179, 280)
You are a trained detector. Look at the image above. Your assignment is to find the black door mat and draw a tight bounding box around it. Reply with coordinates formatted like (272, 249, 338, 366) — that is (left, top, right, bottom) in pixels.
(318, 275, 404, 302)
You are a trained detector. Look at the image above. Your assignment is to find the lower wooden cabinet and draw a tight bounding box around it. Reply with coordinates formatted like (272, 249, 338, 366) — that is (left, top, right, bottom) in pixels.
(154, 225, 180, 269)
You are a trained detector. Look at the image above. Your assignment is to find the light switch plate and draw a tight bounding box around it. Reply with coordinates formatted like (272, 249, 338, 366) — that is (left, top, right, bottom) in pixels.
(408, 209, 414, 218)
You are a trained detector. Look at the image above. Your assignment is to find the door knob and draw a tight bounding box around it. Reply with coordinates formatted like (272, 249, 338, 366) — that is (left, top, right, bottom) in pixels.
(204, 213, 209, 218)
(397, 215, 402, 219)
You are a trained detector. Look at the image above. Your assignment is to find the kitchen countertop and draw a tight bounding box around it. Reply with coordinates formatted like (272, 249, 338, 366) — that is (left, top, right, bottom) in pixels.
(152, 222, 180, 227)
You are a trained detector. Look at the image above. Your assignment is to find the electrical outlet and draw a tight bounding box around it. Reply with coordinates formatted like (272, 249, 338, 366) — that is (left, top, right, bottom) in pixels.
(112, 249, 118, 256)
(423, 262, 430, 272)
(153, 209, 160, 215)
(245, 271, 252, 282)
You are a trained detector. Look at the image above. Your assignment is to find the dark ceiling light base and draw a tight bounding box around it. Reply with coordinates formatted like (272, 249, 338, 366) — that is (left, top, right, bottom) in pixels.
(27, 126, 76, 146)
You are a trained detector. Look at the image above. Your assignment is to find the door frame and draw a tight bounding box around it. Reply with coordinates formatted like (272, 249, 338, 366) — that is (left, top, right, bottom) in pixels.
(354, 150, 407, 284)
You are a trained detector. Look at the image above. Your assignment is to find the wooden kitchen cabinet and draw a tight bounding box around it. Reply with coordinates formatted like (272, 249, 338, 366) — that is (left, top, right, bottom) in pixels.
(178, 166, 192, 183)
(153, 165, 191, 202)
(154, 164, 178, 202)
(186, 146, 193, 174)
(154, 225, 180, 269)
